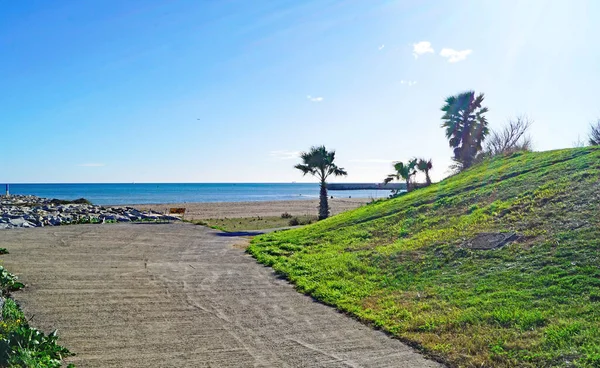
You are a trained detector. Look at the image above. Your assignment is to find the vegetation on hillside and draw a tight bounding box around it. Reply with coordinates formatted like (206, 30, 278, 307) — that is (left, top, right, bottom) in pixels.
(441, 91, 489, 170)
(416, 158, 433, 186)
(482, 116, 533, 158)
(590, 120, 600, 146)
(384, 159, 417, 192)
(294, 145, 348, 220)
(249, 147, 600, 367)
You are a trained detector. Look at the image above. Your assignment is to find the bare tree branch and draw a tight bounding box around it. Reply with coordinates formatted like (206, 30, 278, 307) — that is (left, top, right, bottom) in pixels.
(483, 116, 533, 157)
(589, 120, 600, 146)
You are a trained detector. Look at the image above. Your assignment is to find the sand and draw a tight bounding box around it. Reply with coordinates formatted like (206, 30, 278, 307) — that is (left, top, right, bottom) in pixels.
(132, 198, 370, 220)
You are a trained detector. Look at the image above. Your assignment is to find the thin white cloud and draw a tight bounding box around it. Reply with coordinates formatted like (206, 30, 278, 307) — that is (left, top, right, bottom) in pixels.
(270, 150, 300, 160)
(77, 163, 105, 167)
(306, 95, 323, 102)
(401, 80, 417, 87)
(440, 48, 472, 63)
(378, 44, 385, 51)
(412, 41, 434, 58)
(348, 159, 394, 164)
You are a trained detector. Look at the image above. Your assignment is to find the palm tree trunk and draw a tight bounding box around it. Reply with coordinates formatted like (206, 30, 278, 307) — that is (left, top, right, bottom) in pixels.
(425, 171, 431, 186)
(319, 180, 329, 220)
(405, 179, 410, 193)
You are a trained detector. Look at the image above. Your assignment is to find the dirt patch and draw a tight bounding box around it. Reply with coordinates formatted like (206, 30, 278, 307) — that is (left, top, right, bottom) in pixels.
(231, 238, 251, 250)
(463, 232, 517, 250)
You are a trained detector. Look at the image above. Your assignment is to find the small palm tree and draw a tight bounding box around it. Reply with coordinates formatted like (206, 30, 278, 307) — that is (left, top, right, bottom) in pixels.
(295, 146, 348, 220)
(441, 91, 489, 170)
(416, 158, 433, 186)
(384, 159, 417, 192)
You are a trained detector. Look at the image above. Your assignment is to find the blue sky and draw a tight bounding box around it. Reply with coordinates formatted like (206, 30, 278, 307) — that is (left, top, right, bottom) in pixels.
(2, 0, 599, 183)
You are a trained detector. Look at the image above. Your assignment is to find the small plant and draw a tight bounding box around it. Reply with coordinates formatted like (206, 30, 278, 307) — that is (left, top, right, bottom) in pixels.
(0, 266, 24, 293)
(281, 212, 293, 219)
(0, 248, 8, 255)
(0, 327, 73, 367)
(288, 217, 300, 226)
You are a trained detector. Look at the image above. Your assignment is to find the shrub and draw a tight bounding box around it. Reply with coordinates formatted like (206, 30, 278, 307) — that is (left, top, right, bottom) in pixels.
(482, 116, 533, 158)
(288, 217, 300, 226)
(0, 267, 24, 293)
(281, 212, 293, 219)
(0, 327, 73, 367)
(589, 119, 600, 145)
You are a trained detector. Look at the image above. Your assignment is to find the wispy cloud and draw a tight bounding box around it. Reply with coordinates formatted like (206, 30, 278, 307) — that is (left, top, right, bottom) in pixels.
(270, 150, 300, 160)
(401, 80, 417, 87)
(378, 44, 385, 51)
(306, 95, 323, 102)
(348, 159, 394, 164)
(77, 163, 105, 167)
(412, 41, 434, 58)
(440, 48, 472, 63)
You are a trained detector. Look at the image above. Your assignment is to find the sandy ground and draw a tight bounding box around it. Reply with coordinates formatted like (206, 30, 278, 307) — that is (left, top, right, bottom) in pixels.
(132, 198, 369, 220)
(1, 223, 441, 367)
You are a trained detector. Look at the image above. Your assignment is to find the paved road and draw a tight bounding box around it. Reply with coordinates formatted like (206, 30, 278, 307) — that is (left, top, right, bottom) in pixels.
(0, 223, 441, 367)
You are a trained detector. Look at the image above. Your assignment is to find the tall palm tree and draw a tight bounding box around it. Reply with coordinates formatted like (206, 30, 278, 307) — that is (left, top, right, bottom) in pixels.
(416, 158, 433, 186)
(441, 91, 489, 170)
(295, 146, 348, 220)
(384, 159, 417, 192)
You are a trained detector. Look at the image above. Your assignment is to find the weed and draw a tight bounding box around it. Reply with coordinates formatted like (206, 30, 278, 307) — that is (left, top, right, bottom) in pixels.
(0, 266, 24, 293)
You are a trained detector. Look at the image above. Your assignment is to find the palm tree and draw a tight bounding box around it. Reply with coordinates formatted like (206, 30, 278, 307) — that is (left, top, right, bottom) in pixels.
(295, 146, 348, 220)
(416, 158, 433, 186)
(384, 159, 417, 192)
(589, 120, 600, 146)
(441, 91, 489, 170)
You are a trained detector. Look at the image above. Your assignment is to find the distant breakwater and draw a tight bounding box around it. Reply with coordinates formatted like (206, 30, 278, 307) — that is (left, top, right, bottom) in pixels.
(326, 183, 405, 191)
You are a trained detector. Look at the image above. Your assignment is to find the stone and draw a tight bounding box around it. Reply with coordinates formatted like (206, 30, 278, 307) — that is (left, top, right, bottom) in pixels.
(9, 217, 27, 227)
(0, 194, 180, 231)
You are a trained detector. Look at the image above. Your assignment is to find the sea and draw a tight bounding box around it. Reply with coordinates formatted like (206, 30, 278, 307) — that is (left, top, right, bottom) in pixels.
(4, 183, 392, 206)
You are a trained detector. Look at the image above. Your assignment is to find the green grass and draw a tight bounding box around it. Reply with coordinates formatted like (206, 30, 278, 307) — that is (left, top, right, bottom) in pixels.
(0, 258, 73, 367)
(248, 147, 600, 368)
(191, 215, 317, 232)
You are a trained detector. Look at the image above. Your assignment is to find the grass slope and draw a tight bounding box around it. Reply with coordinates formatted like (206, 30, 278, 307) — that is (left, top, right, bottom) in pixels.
(248, 147, 600, 368)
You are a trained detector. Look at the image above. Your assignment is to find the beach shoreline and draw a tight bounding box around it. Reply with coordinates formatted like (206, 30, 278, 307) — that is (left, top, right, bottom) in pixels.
(131, 197, 370, 220)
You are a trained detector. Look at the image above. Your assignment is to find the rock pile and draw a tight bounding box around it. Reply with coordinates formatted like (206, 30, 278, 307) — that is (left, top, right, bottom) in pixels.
(0, 195, 181, 230)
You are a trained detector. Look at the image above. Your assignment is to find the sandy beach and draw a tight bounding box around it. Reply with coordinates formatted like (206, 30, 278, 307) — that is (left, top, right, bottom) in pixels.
(133, 198, 369, 220)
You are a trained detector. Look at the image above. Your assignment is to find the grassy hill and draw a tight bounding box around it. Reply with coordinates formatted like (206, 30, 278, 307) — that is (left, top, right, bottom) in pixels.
(248, 147, 600, 368)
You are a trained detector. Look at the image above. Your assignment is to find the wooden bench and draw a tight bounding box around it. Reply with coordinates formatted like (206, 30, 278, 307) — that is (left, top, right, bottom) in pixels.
(168, 207, 186, 220)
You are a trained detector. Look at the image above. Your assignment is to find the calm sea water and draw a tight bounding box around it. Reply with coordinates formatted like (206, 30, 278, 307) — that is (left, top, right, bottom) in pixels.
(4, 183, 392, 205)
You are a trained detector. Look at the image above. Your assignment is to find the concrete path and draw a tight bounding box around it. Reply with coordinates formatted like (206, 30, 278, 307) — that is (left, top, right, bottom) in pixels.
(0, 223, 441, 367)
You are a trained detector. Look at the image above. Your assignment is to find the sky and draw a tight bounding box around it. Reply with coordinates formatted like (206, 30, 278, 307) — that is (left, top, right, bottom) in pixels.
(1, 0, 599, 183)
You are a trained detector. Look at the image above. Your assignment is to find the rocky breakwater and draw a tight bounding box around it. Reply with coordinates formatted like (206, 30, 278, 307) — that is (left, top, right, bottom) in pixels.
(0, 195, 181, 229)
